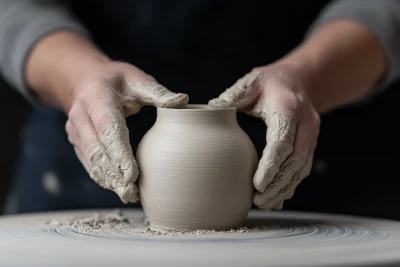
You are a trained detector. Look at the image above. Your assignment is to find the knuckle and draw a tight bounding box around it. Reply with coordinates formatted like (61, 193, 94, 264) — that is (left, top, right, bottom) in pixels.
(97, 114, 121, 139)
(111, 62, 135, 76)
(85, 141, 102, 162)
(280, 160, 296, 175)
(76, 81, 104, 104)
(280, 94, 305, 116)
(65, 120, 77, 145)
(282, 131, 296, 146)
(65, 120, 73, 134)
(79, 85, 121, 114)
(68, 105, 81, 120)
(132, 159, 139, 175)
(290, 95, 304, 112)
(113, 61, 131, 69)
(251, 67, 263, 75)
(147, 82, 166, 94)
(312, 111, 321, 128)
(302, 166, 312, 178)
(312, 140, 318, 151)
(67, 135, 74, 145)
(273, 136, 294, 157)
(279, 151, 306, 175)
(253, 195, 264, 207)
(123, 103, 142, 116)
(294, 149, 308, 162)
(90, 93, 119, 115)
(119, 151, 133, 169)
(89, 165, 105, 186)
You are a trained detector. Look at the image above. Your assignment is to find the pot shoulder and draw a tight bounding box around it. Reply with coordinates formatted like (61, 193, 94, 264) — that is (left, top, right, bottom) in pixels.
(137, 122, 257, 163)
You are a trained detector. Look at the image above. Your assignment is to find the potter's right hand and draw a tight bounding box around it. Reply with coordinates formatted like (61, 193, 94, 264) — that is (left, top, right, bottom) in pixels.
(209, 63, 320, 211)
(65, 61, 189, 203)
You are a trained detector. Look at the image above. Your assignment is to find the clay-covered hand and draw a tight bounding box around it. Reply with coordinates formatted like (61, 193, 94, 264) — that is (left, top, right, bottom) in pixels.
(65, 62, 188, 203)
(209, 64, 320, 210)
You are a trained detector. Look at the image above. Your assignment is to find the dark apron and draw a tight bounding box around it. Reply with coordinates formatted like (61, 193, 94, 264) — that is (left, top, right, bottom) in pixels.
(7, 0, 400, 220)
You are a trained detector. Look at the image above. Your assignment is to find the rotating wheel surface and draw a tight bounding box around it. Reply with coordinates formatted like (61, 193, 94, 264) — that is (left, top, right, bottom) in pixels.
(1, 209, 400, 267)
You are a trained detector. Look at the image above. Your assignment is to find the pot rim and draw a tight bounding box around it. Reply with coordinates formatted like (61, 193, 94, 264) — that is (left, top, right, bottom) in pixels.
(157, 104, 236, 111)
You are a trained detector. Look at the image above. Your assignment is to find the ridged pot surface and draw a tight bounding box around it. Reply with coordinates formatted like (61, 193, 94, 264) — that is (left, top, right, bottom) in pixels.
(137, 105, 257, 231)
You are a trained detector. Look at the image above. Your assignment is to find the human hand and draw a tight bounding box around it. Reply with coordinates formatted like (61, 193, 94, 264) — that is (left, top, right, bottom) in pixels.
(209, 64, 320, 210)
(65, 61, 188, 203)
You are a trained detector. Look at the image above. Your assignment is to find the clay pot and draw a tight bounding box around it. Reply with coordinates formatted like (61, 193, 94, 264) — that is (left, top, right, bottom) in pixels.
(136, 104, 257, 231)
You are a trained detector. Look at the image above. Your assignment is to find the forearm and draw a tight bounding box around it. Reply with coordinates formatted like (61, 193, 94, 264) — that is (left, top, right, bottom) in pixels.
(0, 0, 91, 111)
(26, 31, 110, 112)
(279, 19, 386, 113)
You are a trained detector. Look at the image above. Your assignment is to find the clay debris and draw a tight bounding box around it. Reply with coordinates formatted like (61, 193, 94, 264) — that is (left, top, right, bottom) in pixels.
(46, 210, 266, 236)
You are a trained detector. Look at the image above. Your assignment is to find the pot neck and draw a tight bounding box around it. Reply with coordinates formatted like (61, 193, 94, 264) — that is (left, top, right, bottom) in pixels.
(156, 105, 238, 125)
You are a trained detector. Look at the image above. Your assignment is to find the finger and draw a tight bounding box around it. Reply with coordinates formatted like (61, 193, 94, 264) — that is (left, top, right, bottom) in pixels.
(66, 120, 91, 174)
(110, 179, 139, 203)
(70, 106, 109, 188)
(91, 108, 138, 184)
(277, 148, 315, 205)
(282, 114, 319, 199)
(270, 141, 315, 211)
(299, 139, 317, 181)
(289, 109, 319, 189)
(73, 145, 91, 176)
(272, 200, 284, 211)
(127, 80, 189, 108)
(253, 149, 307, 207)
(85, 86, 139, 184)
(71, 103, 137, 203)
(65, 120, 80, 146)
(79, 110, 138, 203)
(208, 70, 260, 109)
(86, 89, 140, 203)
(262, 168, 305, 210)
(254, 111, 312, 206)
(253, 112, 296, 193)
(260, 131, 318, 210)
(258, 171, 300, 211)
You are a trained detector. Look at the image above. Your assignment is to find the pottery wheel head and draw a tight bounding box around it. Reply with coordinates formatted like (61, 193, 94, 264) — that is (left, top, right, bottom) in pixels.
(1, 209, 400, 267)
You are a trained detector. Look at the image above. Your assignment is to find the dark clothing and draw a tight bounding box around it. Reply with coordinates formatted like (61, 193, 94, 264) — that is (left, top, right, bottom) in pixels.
(3, 1, 400, 220)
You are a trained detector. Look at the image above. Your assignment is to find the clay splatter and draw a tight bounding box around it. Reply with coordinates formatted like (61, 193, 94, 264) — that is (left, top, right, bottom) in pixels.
(46, 210, 268, 236)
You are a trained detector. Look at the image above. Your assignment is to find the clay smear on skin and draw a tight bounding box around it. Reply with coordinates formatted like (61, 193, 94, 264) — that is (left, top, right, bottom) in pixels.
(46, 210, 268, 236)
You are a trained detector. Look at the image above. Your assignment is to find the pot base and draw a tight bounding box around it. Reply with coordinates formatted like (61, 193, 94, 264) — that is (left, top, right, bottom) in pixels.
(148, 219, 247, 232)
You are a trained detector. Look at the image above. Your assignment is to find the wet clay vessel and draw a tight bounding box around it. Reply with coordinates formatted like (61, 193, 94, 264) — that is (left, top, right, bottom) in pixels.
(137, 104, 257, 231)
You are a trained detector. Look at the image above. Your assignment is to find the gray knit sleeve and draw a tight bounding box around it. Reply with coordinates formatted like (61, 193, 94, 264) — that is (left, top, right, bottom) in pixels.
(0, 0, 90, 104)
(308, 0, 400, 92)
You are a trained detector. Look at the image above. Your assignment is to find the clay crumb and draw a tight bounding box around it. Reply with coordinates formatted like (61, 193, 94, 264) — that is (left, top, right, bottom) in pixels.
(46, 210, 267, 236)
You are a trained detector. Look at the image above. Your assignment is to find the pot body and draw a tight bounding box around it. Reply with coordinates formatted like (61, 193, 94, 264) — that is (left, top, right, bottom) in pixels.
(137, 105, 257, 231)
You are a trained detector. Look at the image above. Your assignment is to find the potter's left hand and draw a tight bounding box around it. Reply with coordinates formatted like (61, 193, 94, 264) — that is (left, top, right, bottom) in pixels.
(209, 64, 320, 210)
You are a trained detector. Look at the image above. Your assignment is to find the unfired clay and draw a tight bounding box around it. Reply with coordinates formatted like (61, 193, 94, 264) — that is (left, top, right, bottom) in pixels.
(136, 104, 258, 231)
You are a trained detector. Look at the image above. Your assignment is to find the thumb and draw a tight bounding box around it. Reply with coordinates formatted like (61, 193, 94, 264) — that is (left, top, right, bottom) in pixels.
(133, 82, 189, 108)
(208, 70, 260, 109)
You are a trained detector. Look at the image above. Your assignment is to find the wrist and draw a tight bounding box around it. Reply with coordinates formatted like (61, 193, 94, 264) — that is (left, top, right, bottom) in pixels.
(26, 31, 111, 112)
(63, 56, 112, 113)
(276, 47, 323, 110)
(276, 20, 386, 114)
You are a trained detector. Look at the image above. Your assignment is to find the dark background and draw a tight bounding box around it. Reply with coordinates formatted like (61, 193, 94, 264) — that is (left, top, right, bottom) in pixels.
(0, 78, 30, 213)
